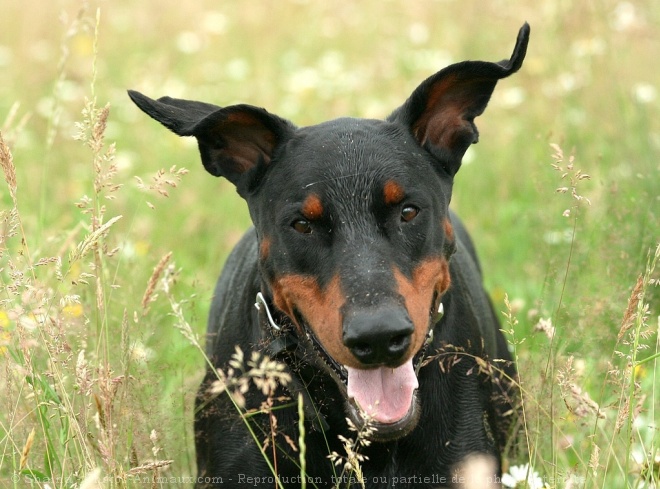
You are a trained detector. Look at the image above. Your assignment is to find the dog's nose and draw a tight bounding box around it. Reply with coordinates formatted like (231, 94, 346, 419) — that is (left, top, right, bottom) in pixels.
(343, 307, 414, 366)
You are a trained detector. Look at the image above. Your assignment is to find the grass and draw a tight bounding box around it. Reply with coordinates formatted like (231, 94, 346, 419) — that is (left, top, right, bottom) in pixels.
(0, 0, 658, 487)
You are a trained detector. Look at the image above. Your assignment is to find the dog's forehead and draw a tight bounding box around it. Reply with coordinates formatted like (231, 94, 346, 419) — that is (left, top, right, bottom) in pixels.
(280, 117, 419, 190)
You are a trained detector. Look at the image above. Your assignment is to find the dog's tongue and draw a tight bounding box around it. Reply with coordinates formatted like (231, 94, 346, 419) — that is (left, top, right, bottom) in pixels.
(346, 359, 418, 424)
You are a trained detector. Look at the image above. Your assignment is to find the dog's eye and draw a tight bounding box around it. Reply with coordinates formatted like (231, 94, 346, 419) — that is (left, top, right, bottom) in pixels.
(292, 219, 312, 234)
(401, 205, 419, 223)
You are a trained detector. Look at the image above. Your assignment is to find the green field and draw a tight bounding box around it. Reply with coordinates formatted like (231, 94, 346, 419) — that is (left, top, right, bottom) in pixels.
(0, 1, 658, 487)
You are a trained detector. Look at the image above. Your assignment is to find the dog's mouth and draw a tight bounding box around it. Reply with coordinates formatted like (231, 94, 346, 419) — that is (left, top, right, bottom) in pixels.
(257, 293, 434, 440)
(296, 313, 428, 440)
(346, 361, 420, 437)
(346, 362, 418, 423)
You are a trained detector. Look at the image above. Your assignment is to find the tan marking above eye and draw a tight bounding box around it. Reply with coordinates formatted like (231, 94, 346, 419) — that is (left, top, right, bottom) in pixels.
(301, 194, 324, 220)
(383, 180, 405, 206)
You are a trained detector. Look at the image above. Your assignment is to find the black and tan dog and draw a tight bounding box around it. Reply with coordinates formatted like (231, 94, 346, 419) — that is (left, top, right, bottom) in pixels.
(129, 23, 529, 488)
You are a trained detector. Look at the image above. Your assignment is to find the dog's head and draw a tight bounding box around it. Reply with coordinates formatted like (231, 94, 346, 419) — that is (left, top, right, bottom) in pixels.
(129, 24, 529, 439)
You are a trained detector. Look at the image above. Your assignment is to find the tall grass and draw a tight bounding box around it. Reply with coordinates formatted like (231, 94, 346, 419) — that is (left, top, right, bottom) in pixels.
(1, 5, 198, 487)
(498, 145, 659, 488)
(1, 1, 658, 488)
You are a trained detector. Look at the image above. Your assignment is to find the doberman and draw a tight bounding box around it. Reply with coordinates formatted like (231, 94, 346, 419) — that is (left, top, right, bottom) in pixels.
(129, 23, 529, 488)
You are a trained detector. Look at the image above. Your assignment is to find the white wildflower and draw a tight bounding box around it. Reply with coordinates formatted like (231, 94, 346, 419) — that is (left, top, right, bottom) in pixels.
(502, 464, 547, 489)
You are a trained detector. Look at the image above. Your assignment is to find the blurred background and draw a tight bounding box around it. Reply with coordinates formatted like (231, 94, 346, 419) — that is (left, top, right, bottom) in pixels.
(0, 0, 658, 486)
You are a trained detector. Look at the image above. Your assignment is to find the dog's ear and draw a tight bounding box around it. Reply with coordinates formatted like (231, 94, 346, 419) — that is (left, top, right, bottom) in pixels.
(388, 23, 529, 176)
(128, 90, 294, 193)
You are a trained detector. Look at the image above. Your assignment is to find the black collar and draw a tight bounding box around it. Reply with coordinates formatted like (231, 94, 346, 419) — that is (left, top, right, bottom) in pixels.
(254, 292, 332, 432)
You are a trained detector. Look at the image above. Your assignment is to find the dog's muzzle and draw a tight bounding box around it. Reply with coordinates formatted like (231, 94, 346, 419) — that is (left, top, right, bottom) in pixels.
(254, 292, 440, 440)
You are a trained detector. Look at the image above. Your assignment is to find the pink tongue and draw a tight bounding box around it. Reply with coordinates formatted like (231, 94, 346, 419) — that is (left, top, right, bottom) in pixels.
(346, 359, 418, 424)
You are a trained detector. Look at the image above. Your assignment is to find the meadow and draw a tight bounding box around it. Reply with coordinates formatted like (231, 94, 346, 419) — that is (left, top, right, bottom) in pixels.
(0, 0, 658, 487)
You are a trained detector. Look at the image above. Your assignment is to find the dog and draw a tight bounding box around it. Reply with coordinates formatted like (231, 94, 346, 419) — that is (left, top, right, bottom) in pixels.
(129, 23, 529, 488)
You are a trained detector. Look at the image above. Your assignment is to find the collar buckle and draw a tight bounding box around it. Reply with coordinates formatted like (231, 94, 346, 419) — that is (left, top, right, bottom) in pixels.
(254, 292, 281, 331)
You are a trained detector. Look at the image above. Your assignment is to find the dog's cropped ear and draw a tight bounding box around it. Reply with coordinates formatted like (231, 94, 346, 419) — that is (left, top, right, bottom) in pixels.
(388, 23, 529, 176)
(128, 91, 222, 134)
(128, 90, 295, 193)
